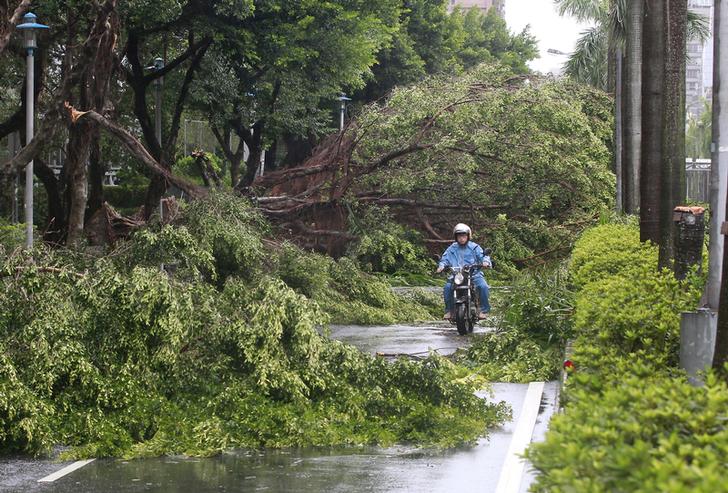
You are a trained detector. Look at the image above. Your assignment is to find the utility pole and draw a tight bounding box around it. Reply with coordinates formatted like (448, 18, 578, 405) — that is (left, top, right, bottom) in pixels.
(713, 0, 728, 371)
(707, 2, 728, 311)
(680, 0, 725, 381)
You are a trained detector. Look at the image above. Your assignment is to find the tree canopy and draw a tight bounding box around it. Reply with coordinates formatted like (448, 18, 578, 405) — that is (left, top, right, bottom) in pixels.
(0, 0, 538, 245)
(254, 64, 614, 270)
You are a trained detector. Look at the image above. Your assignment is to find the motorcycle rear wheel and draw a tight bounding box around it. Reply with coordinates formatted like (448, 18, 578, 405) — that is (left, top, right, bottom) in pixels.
(456, 304, 468, 335)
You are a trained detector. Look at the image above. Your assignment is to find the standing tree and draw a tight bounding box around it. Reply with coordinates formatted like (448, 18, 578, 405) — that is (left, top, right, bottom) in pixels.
(623, 0, 643, 214)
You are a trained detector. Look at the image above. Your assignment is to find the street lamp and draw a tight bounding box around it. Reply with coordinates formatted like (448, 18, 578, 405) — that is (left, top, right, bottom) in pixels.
(338, 93, 351, 131)
(16, 12, 48, 249)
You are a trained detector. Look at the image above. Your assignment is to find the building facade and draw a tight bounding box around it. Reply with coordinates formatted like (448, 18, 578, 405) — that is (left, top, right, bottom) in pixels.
(686, 0, 713, 117)
(447, 0, 505, 17)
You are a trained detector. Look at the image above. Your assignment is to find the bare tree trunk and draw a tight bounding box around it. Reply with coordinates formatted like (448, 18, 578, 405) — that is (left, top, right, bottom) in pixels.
(265, 138, 278, 173)
(240, 121, 264, 188)
(65, 119, 92, 246)
(660, 0, 688, 269)
(615, 48, 624, 213)
(87, 129, 105, 216)
(624, 0, 643, 214)
(640, 0, 665, 247)
(34, 158, 65, 244)
(211, 124, 245, 187)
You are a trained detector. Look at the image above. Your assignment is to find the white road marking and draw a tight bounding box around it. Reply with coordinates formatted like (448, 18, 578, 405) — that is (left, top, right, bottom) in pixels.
(37, 459, 95, 482)
(494, 381, 545, 493)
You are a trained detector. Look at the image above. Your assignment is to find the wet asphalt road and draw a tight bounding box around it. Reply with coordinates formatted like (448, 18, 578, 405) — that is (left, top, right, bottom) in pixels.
(0, 323, 558, 493)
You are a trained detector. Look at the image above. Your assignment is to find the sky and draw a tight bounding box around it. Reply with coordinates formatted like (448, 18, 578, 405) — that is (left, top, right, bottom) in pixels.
(504, 0, 592, 75)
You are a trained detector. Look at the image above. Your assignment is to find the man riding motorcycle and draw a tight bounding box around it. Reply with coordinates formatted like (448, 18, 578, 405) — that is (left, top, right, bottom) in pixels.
(436, 223, 492, 320)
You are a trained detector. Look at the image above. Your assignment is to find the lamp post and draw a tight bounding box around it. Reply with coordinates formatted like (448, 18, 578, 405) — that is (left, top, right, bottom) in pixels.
(16, 13, 48, 249)
(338, 93, 351, 131)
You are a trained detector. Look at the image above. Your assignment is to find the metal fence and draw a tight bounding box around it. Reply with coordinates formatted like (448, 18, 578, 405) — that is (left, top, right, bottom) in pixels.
(686, 158, 711, 203)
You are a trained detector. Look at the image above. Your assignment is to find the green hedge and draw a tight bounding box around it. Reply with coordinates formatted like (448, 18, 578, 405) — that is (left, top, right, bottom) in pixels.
(526, 223, 726, 492)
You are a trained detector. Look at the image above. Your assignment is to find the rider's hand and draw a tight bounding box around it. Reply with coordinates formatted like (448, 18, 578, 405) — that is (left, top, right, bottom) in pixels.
(482, 262, 491, 269)
(436, 266, 444, 273)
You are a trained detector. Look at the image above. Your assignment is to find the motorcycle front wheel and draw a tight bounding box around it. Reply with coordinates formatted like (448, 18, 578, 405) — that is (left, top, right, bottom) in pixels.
(456, 304, 468, 335)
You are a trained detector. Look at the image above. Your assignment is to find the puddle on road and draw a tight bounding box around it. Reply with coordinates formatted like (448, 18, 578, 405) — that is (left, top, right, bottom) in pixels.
(326, 322, 496, 357)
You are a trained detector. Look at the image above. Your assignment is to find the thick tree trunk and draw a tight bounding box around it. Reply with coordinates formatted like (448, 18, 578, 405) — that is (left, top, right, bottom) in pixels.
(624, 0, 643, 214)
(265, 138, 278, 173)
(615, 48, 624, 213)
(65, 120, 92, 246)
(240, 121, 264, 188)
(87, 130, 105, 216)
(640, 0, 665, 247)
(658, 0, 688, 269)
(34, 158, 65, 243)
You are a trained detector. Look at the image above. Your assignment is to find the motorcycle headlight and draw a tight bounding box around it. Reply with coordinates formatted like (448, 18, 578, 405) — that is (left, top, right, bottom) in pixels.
(454, 272, 464, 285)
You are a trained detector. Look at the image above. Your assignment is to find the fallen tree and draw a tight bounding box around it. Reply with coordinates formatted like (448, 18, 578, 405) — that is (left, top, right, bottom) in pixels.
(251, 65, 614, 269)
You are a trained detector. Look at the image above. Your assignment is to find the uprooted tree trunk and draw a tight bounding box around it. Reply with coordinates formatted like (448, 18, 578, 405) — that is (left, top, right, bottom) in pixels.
(250, 127, 448, 255)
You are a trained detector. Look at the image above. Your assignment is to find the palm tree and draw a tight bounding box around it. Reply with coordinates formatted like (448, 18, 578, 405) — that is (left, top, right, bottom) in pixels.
(558, 0, 702, 269)
(623, 0, 642, 214)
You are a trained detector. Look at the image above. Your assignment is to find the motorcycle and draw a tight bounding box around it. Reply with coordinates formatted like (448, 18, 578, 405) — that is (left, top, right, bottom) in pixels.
(443, 248, 492, 336)
(447, 264, 480, 335)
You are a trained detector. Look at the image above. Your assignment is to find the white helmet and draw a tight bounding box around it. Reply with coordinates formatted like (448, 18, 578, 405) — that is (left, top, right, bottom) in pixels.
(453, 223, 471, 239)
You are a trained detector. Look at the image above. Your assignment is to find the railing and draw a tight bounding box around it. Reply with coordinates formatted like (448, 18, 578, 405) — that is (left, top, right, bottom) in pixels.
(685, 158, 711, 203)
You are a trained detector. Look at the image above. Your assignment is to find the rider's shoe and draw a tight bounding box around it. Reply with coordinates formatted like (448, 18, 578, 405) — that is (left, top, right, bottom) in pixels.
(443, 312, 452, 320)
(478, 312, 489, 320)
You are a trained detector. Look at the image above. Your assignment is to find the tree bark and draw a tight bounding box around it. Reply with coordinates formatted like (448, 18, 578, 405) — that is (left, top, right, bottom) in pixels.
(624, 0, 643, 214)
(640, 0, 665, 247)
(615, 47, 624, 213)
(211, 124, 245, 187)
(662, 0, 688, 270)
(87, 129, 105, 216)
(65, 118, 92, 246)
(241, 121, 264, 188)
(34, 158, 65, 244)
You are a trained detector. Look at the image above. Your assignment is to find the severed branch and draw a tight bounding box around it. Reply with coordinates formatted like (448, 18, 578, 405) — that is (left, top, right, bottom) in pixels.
(65, 104, 206, 199)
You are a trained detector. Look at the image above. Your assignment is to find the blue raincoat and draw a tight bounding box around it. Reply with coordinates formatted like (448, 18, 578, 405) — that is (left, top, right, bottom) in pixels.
(438, 241, 491, 314)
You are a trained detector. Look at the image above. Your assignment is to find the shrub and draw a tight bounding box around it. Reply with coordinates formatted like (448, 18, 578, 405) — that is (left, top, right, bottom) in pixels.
(527, 370, 728, 493)
(526, 222, 722, 492)
(0, 220, 26, 252)
(574, 263, 701, 366)
(457, 266, 572, 383)
(569, 223, 656, 289)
